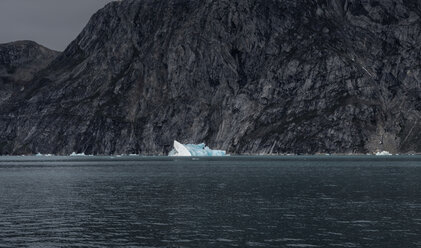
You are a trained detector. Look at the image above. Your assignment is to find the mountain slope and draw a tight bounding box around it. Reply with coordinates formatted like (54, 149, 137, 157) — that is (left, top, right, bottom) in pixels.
(0, 0, 420, 155)
(0, 41, 59, 104)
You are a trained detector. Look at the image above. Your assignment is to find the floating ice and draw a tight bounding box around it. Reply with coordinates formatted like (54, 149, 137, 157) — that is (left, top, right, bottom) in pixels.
(375, 151, 392, 156)
(70, 152, 86, 156)
(35, 153, 52, 156)
(169, 140, 226, 156)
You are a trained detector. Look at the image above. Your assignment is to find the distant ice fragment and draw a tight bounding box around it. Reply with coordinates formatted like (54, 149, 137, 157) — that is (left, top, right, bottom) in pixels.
(35, 153, 52, 156)
(169, 140, 226, 156)
(375, 151, 392, 156)
(70, 152, 86, 156)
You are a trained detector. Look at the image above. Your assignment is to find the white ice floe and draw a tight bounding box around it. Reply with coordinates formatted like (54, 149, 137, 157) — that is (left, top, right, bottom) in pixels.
(375, 151, 392, 156)
(35, 153, 52, 156)
(70, 152, 86, 156)
(169, 140, 226, 156)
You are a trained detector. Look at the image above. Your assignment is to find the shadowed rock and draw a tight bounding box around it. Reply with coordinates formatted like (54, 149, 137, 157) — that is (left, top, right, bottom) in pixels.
(0, 0, 420, 155)
(0, 40, 59, 104)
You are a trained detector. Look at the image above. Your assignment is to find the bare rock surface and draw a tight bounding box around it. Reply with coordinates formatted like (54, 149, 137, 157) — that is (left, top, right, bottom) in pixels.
(0, 0, 420, 155)
(0, 41, 59, 104)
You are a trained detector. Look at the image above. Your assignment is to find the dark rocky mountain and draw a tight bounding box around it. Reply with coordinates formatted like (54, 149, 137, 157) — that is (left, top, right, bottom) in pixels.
(0, 0, 420, 155)
(0, 41, 59, 105)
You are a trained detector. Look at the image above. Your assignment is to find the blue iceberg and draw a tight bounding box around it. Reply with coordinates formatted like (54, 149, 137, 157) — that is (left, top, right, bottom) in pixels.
(169, 140, 226, 156)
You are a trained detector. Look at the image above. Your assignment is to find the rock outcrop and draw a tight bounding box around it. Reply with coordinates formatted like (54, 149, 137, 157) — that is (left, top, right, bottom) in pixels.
(0, 41, 59, 104)
(0, 0, 420, 155)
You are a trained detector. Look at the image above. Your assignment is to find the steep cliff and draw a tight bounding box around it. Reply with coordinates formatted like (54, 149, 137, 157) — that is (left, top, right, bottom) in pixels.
(0, 41, 59, 104)
(0, 0, 420, 155)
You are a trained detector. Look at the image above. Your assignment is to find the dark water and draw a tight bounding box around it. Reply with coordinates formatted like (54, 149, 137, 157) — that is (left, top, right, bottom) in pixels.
(0, 156, 421, 248)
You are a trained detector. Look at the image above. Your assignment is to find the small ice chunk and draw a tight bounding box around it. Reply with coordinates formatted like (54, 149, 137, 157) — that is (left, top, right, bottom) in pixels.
(70, 152, 86, 156)
(375, 151, 392, 156)
(35, 153, 52, 156)
(169, 140, 226, 156)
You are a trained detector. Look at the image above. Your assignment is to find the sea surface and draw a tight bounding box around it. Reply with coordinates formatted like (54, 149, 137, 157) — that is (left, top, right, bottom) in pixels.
(0, 155, 420, 248)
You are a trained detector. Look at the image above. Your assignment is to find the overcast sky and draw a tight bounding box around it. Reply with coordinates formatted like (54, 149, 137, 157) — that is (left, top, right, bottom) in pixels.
(0, 0, 114, 51)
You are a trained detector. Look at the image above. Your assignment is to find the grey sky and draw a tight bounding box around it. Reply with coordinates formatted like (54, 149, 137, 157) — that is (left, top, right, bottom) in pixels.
(0, 0, 114, 51)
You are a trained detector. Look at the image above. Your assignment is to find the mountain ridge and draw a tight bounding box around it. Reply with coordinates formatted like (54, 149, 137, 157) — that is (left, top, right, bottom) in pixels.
(0, 0, 420, 155)
(0, 40, 59, 105)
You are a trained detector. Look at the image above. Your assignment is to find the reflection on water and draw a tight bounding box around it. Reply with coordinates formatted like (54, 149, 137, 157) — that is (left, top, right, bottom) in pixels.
(0, 156, 420, 247)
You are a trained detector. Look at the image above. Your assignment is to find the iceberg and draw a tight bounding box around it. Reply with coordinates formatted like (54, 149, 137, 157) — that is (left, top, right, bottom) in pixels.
(35, 153, 52, 156)
(375, 151, 392, 156)
(70, 152, 86, 156)
(169, 140, 226, 156)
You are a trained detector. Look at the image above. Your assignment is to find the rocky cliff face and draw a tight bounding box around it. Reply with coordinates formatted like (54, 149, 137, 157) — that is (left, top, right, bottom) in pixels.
(0, 0, 420, 155)
(0, 41, 58, 104)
